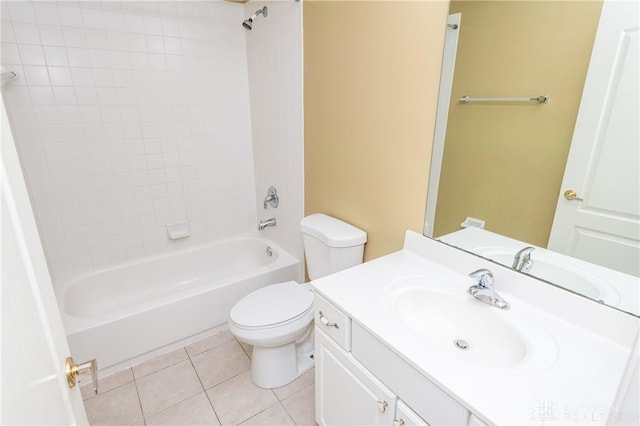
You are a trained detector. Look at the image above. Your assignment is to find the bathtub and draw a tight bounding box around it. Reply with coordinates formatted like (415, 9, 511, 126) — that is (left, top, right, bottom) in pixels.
(57, 235, 300, 372)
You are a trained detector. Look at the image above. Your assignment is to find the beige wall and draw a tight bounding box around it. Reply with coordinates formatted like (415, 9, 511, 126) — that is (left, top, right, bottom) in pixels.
(304, 0, 449, 261)
(434, 1, 603, 246)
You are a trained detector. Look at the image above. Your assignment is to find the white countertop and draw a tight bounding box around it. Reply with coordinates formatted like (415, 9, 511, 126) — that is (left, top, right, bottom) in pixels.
(311, 231, 638, 425)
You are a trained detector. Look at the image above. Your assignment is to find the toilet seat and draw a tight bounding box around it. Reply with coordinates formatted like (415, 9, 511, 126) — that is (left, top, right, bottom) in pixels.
(229, 281, 313, 330)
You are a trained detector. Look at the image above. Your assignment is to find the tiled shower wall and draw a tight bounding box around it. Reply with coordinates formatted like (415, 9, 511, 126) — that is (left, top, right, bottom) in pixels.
(245, 1, 303, 276)
(1, 1, 257, 282)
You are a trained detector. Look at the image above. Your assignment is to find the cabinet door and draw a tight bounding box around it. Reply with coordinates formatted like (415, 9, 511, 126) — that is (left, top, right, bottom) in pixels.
(395, 400, 429, 426)
(315, 328, 397, 426)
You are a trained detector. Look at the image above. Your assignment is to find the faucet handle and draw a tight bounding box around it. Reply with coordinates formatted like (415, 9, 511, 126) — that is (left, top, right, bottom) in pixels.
(263, 186, 279, 209)
(469, 269, 494, 288)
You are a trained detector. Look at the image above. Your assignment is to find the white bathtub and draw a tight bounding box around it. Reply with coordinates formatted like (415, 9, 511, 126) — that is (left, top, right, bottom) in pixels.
(57, 235, 300, 371)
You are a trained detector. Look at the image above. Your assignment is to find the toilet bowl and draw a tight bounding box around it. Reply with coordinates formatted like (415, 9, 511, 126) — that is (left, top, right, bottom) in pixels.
(228, 281, 314, 388)
(228, 214, 367, 388)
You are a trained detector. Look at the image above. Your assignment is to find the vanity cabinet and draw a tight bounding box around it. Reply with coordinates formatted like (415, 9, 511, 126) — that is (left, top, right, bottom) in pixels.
(315, 328, 398, 425)
(314, 293, 479, 426)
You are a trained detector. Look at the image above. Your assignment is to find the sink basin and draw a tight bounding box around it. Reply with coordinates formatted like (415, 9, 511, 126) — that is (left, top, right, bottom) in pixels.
(475, 247, 621, 306)
(387, 276, 558, 373)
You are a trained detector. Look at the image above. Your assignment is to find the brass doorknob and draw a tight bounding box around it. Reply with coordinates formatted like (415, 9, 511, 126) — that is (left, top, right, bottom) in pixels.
(65, 356, 98, 394)
(564, 189, 584, 202)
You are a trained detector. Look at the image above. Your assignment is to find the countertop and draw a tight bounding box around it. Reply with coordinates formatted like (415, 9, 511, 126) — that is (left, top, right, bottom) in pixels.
(311, 231, 636, 425)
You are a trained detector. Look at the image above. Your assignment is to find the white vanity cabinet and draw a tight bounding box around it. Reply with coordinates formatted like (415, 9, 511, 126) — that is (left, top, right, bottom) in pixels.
(314, 293, 474, 426)
(396, 401, 430, 426)
(315, 328, 398, 425)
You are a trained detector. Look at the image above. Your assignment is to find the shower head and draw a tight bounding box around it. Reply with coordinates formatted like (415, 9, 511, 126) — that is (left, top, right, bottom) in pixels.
(242, 6, 267, 31)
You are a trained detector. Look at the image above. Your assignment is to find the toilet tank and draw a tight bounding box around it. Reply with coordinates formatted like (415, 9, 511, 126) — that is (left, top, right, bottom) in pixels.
(300, 214, 367, 280)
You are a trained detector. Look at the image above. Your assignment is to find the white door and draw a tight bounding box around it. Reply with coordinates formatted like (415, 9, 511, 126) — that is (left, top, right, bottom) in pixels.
(1, 99, 88, 424)
(548, 0, 640, 277)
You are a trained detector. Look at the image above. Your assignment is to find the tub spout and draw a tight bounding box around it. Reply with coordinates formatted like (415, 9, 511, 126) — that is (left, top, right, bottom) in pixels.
(258, 218, 277, 230)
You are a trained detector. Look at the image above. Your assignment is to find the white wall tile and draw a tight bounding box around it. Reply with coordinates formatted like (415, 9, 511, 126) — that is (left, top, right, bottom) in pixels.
(75, 87, 98, 105)
(85, 29, 109, 49)
(2, 42, 21, 63)
(1, 21, 15, 43)
(245, 1, 304, 278)
(58, 5, 83, 28)
(52, 86, 77, 105)
(63, 27, 87, 48)
(103, 11, 125, 32)
(3, 85, 31, 105)
(23, 65, 50, 85)
(18, 44, 46, 64)
(107, 31, 127, 51)
(48, 67, 73, 86)
(89, 49, 111, 68)
(43, 46, 69, 66)
(34, 3, 60, 27)
(13, 22, 41, 44)
(3, 1, 259, 281)
(81, 8, 105, 30)
(39, 25, 65, 46)
(6, 2, 37, 24)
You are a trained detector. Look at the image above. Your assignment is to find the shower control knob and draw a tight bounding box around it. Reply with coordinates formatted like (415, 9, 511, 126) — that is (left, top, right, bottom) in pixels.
(263, 186, 279, 209)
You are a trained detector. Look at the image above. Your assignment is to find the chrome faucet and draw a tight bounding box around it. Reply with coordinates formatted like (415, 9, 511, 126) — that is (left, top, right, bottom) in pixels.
(512, 246, 535, 273)
(258, 217, 277, 230)
(467, 269, 510, 310)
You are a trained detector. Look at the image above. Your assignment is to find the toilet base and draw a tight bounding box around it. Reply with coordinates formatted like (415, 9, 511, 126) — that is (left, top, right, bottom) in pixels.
(250, 330, 315, 389)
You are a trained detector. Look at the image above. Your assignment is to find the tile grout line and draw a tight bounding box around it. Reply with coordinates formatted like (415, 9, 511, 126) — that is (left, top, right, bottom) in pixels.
(280, 399, 300, 426)
(137, 360, 207, 421)
(237, 400, 290, 426)
(131, 374, 147, 426)
(131, 348, 190, 381)
(186, 349, 223, 426)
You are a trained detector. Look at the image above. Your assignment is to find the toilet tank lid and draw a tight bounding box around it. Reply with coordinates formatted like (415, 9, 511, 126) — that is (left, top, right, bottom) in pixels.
(300, 214, 367, 248)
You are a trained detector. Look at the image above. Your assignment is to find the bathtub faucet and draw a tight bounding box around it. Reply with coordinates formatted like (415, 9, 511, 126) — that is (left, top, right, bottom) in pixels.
(258, 217, 277, 230)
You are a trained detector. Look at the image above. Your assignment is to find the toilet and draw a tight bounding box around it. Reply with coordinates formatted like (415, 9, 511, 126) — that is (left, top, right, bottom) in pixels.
(228, 214, 367, 388)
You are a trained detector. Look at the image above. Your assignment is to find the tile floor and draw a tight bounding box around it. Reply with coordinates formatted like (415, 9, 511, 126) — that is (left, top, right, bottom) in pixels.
(81, 329, 315, 425)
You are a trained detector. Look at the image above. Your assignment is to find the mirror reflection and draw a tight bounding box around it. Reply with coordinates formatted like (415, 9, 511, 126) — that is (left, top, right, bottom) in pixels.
(425, 0, 639, 316)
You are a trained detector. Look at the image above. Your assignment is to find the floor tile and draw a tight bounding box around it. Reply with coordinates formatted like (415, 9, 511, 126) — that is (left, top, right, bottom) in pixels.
(273, 369, 314, 401)
(206, 371, 279, 425)
(81, 367, 134, 401)
(186, 329, 235, 357)
(132, 347, 189, 379)
(191, 339, 251, 389)
(145, 392, 220, 425)
(282, 384, 315, 426)
(240, 403, 295, 426)
(136, 359, 204, 416)
(84, 382, 143, 426)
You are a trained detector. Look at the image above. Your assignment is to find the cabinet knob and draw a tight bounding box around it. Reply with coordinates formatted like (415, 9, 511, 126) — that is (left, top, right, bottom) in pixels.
(394, 420, 405, 426)
(318, 311, 339, 329)
(377, 400, 388, 413)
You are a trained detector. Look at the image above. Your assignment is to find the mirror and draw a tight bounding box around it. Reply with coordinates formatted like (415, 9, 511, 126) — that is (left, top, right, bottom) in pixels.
(425, 0, 639, 316)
